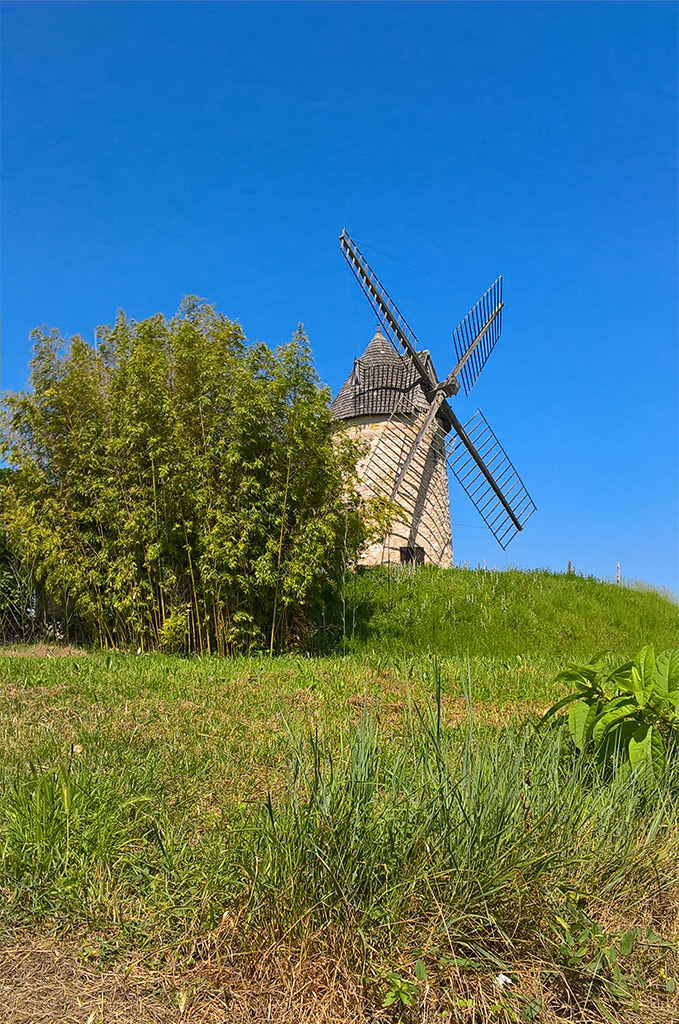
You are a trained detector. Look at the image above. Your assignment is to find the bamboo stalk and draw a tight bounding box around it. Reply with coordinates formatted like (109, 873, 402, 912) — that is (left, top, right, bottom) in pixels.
(270, 453, 292, 656)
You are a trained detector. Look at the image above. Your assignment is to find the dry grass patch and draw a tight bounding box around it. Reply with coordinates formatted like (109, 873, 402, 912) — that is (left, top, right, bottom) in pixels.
(0, 644, 87, 659)
(4, 934, 677, 1023)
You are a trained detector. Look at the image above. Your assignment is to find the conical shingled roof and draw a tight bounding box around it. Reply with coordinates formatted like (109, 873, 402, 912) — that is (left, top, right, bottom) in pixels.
(331, 329, 437, 421)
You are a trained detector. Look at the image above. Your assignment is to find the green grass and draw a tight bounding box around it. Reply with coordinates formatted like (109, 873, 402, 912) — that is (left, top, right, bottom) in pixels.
(1, 567, 678, 1021)
(329, 566, 679, 661)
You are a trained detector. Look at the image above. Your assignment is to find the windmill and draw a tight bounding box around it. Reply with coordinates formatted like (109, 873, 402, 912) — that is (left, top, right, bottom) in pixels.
(331, 229, 536, 567)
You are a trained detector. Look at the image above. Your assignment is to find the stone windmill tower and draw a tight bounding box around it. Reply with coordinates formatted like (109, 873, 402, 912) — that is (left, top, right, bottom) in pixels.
(332, 230, 536, 567)
(331, 328, 454, 566)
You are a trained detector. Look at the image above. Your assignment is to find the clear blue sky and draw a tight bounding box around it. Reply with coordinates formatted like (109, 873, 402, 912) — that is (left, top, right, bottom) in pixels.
(2, 2, 677, 595)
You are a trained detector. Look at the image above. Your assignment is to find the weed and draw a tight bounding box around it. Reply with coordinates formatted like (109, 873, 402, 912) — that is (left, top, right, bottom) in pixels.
(541, 645, 679, 790)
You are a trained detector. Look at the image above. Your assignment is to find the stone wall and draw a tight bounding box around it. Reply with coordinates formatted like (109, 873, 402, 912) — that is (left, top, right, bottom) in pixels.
(342, 413, 453, 568)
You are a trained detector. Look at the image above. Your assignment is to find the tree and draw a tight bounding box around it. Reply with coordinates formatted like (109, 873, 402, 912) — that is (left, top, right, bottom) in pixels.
(0, 299, 369, 653)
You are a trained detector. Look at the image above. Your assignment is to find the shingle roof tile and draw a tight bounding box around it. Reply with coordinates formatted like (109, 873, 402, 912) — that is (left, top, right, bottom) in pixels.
(331, 330, 437, 420)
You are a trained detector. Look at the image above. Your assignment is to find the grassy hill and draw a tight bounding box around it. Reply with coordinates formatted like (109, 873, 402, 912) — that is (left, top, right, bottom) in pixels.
(329, 565, 679, 659)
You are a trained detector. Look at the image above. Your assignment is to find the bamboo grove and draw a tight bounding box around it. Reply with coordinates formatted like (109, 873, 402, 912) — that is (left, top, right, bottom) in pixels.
(0, 299, 371, 653)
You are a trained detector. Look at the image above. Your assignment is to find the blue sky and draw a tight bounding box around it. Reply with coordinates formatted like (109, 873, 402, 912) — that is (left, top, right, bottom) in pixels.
(2, 2, 677, 594)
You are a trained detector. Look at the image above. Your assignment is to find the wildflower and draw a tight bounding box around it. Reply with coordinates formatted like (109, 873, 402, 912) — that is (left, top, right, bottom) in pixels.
(494, 973, 513, 988)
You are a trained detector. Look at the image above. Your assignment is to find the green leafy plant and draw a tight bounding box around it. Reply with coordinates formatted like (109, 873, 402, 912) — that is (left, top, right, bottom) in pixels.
(551, 912, 642, 1003)
(549, 912, 676, 1015)
(516, 996, 543, 1022)
(382, 960, 426, 1008)
(157, 608, 189, 652)
(541, 645, 679, 789)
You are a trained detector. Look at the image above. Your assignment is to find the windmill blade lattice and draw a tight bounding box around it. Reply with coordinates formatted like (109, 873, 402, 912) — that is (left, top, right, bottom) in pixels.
(339, 230, 442, 399)
(452, 277, 503, 396)
(446, 409, 536, 549)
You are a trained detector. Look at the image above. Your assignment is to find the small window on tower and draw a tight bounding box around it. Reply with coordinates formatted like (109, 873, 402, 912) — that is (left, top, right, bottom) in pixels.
(400, 546, 425, 565)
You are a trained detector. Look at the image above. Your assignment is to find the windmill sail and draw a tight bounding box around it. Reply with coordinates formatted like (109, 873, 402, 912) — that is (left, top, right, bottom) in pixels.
(451, 277, 503, 396)
(336, 228, 536, 558)
(446, 409, 536, 549)
(339, 229, 444, 400)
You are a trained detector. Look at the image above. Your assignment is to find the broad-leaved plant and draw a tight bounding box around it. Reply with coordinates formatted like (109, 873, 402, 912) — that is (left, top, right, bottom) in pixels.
(541, 646, 679, 790)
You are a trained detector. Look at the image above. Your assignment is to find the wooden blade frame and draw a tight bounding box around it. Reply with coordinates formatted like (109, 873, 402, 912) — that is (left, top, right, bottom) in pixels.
(451, 277, 504, 396)
(339, 229, 459, 505)
(390, 390, 447, 500)
(339, 229, 459, 408)
(339, 229, 536, 549)
(446, 409, 536, 548)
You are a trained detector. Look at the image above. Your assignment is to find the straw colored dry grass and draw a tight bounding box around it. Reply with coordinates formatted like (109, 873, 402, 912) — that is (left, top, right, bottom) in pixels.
(3, 932, 677, 1023)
